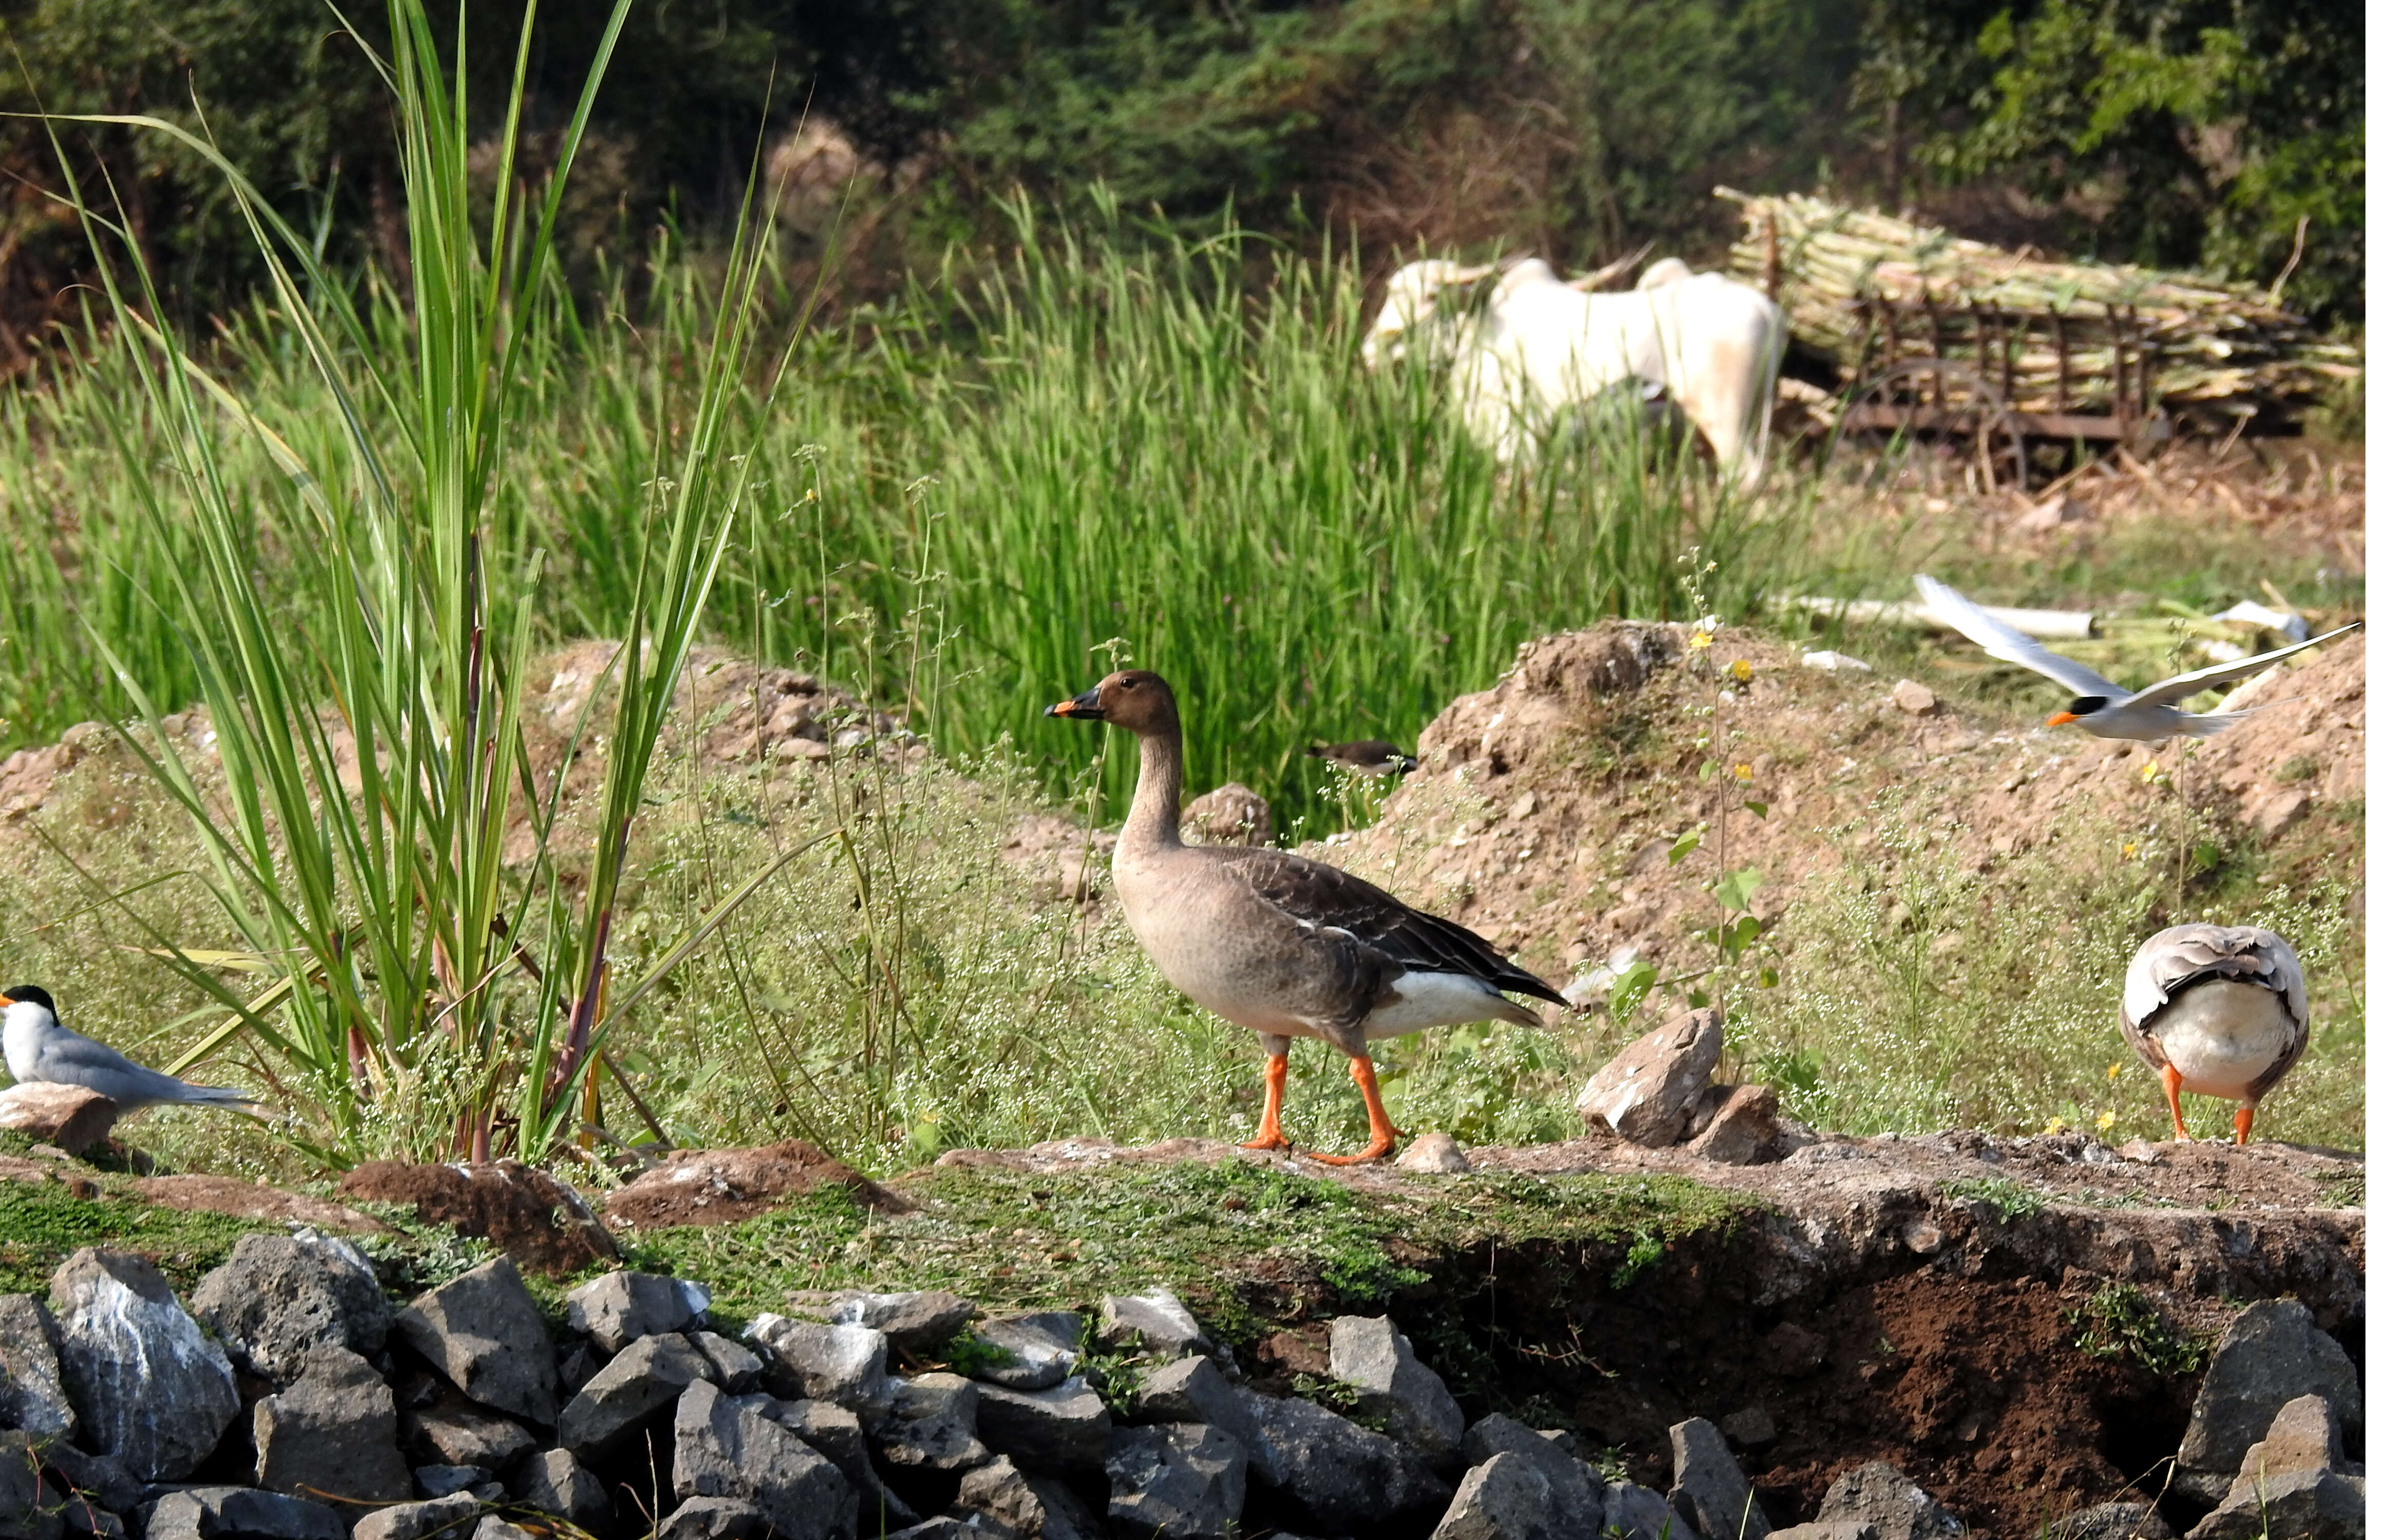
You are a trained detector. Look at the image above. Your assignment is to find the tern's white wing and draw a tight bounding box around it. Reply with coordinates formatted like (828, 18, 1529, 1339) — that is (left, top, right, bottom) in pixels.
(2125, 620, 2364, 709)
(1913, 575, 2120, 699)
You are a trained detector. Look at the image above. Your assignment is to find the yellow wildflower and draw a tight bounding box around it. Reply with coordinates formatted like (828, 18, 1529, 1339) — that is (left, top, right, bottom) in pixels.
(2095, 1109, 2117, 1133)
(2106, 1062, 2123, 1081)
(1734, 763, 1755, 782)
(2042, 1115, 2065, 1135)
(2140, 760, 2163, 783)
(2121, 842, 2138, 860)
(1688, 631, 1713, 651)
(1730, 659, 1753, 683)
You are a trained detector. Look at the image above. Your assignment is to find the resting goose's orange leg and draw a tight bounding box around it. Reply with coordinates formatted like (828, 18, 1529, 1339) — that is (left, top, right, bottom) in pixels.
(2161, 1064, 2192, 1141)
(2233, 1105, 2256, 1146)
(1240, 1051, 1293, 1153)
(1305, 1055, 1401, 1166)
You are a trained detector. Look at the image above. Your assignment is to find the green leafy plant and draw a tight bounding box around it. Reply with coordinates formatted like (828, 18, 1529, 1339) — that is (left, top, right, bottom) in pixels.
(2069, 1282, 2207, 1376)
(1942, 1176, 2047, 1223)
(45, 0, 798, 1166)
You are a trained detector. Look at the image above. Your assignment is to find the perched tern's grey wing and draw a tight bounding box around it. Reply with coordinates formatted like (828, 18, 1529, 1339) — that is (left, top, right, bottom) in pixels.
(31, 1025, 251, 1109)
(1914, 575, 2120, 699)
(2124, 620, 2364, 709)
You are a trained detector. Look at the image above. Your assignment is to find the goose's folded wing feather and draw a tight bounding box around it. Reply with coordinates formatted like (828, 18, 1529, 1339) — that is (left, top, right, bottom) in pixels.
(1914, 575, 2120, 699)
(2126, 621, 2363, 709)
(2126, 924, 2309, 1029)
(1217, 849, 1567, 1006)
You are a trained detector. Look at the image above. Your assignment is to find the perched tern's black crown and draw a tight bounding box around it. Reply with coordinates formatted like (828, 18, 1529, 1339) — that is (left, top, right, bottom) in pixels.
(1, 984, 53, 1011)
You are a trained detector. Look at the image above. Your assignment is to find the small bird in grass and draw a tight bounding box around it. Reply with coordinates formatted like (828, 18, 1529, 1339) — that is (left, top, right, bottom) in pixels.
(1052, 671, 1564, 1163)
(2, 986, 257, 1113)
(1914, 574, 2360, 741)
(1306, 740, 1420, 777)
(2120, 927, 2307, 1145)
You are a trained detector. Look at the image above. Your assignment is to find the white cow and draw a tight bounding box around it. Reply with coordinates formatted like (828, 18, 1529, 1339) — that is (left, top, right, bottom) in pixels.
(1364, 256, 1785, 491)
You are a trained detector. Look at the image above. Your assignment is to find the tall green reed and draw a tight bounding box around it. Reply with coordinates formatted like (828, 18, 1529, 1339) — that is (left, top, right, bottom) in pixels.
(43, 0, 792, 1167)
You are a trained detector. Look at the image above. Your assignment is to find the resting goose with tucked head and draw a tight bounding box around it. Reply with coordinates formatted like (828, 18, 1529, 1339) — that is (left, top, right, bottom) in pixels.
(1050, 670, 1565, 1163)
(2120, 925, 2307, 1145)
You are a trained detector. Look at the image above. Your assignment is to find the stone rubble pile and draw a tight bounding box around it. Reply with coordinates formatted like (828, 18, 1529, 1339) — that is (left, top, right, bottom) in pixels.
(0, 1233, 2361, 1540)
(1573, 1007, 1820, 1163)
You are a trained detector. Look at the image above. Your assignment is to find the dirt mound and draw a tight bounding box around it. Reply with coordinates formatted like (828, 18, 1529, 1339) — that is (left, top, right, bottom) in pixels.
(601, 1139, 909, 1228)
(1312, 620, 2363, 981)
(337, 1159, 615, 1273)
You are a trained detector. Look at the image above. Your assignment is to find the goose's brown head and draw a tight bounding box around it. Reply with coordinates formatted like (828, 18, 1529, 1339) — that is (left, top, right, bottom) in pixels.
(1047, 669, 1180, 736)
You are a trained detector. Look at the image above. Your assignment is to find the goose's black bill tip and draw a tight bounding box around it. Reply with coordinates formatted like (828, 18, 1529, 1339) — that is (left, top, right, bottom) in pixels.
(1047, 686, 1105, 721)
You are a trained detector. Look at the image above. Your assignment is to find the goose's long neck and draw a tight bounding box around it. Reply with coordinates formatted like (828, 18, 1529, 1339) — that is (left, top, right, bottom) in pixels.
(1121, 722, 1185, 857)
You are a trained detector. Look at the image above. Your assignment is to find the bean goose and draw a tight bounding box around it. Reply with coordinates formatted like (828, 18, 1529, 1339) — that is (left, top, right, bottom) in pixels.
(2120, 925, 2307, 1144)
(1049, 670, 1565, 1162)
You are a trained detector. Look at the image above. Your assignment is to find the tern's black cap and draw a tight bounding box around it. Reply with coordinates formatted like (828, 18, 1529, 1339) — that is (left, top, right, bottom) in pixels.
(0, 985, 53, 1011)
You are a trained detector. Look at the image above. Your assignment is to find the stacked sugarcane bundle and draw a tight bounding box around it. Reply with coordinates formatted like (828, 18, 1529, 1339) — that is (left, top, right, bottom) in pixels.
(1719, 189, 2359, 420)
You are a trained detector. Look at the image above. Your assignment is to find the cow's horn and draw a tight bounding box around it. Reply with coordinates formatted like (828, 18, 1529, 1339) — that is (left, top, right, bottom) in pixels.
(1565, 241, 1655, 292)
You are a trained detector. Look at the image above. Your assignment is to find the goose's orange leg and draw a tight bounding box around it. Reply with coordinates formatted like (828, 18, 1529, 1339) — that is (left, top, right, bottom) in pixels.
(1304, 1056, 1401, 1166)
(1240, 1052, 1292, 1153)
(2233, 1105, 2256, 1146)
(2161, 1064, 2192, 1141)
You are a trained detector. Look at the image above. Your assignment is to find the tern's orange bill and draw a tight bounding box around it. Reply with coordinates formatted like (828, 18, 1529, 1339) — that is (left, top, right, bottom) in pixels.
(2046, 711, 2080, 725)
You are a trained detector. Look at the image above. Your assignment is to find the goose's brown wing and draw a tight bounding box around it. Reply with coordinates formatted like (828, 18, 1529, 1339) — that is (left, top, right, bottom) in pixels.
(1211, 847, 1567, 1007)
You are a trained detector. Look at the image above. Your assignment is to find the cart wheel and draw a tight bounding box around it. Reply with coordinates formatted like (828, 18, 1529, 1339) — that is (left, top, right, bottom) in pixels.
(1827, 360, 2029, 490)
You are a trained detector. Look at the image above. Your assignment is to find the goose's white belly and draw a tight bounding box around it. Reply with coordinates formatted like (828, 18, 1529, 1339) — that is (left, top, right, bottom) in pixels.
(2154, 981, 2297, 1097)
(1360, 972, 1522, 1038)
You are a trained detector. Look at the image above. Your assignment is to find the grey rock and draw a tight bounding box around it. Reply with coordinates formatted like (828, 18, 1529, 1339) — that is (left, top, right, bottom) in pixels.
(414, 1465, 490, 1499)
(189, 1231, 389, 1387)
(48, 1249, 239, 1483)
(673, 1379, 856, 1540)
(1685, 1085, 1784, 1165)
(471, 1522, 537, 1540)
(1098, 1291, 1213, 1359)
(743, 1314, 893, 1420)
(743, 1394, 916, 1528)
(977, 1375, 1111, 1476)
(1607, 1481, 1702, 1540)
(0, 1295, 73, 1440)
(395, 1258, 557, 1427)
(1394, 1131, 1473, 1173)
(2177, 1301, 2361, 1498)
(352, 1495, 485, 1540)
(406, 1406, 536, 1470)
(1136, 1358, 1272, 1481)
(2045, 1503, 2175, 1540)
(508, 1448, 611, 1527)
(1330, 1315, 1464, 1458)
(137, 1488, 347, 1540)
(563, 1272, 708, 1355)
(1574, 1007, 1723, 1146)
(827, 1289, 976, 1354)
(1105, 1422, 1246, 1540)
(972, 1313, 1084, 1391)
(2186, 1395, 2365, 1540)
(1814, 1462, 1962, 1540)
(40, 1446, 141, 1515)
(956, 1453, 1107, 1540)
(690, 1331, 763, 1394)
(1767, 1525, 1878, 1540)
(59, 1508, 118, 1540)
(880, 1372, 992, 1472)
(1247, 1389, 1452, 1529)
(557, 1332, 715, 1456)
(253, 1345, 412, 1507)
(0, 1431, 61, 1540)
(653, 1498, 767, 1540)
(1670, 1417, 1771, 1540)
(1433, 1451, 1581, 1540)
(1458, 1414, 1605, 1532)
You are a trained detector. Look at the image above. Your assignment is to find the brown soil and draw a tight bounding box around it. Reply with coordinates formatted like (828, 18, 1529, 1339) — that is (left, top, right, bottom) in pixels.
(601, 1139, 910, 1229)
(336, 1159, 615, 1273)
(1308, 618, 2362, 983)
(130, 1173, 393, 1235)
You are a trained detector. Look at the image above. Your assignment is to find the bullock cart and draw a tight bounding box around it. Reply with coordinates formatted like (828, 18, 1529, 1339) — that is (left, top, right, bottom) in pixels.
(1719, 190, 2359, 487)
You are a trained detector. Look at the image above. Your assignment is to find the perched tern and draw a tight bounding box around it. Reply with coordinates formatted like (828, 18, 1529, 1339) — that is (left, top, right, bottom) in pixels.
(1915, 574, 2360, 741)
(2120, 927, 2306, 1144)
(2, 986, 257, 1112)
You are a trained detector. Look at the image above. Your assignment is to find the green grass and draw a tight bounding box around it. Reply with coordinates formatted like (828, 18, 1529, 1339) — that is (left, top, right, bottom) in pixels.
(0, 1181, 273, 1297)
